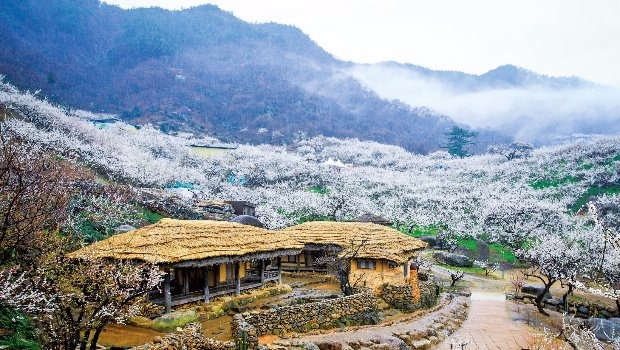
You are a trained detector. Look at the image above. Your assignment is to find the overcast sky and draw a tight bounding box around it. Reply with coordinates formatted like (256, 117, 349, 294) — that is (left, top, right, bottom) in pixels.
(103, 0, 620, 88)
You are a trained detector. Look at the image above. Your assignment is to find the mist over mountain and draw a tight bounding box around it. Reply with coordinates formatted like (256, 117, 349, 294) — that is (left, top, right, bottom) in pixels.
(346, 62, 620, 144)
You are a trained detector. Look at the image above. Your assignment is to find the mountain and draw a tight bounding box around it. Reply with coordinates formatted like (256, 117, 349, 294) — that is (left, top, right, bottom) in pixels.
(346, 62, 620, 144)
(2, 0, 510, 154)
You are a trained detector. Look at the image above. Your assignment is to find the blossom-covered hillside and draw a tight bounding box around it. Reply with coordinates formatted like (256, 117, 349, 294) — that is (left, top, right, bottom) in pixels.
(1, 78, 618, 234)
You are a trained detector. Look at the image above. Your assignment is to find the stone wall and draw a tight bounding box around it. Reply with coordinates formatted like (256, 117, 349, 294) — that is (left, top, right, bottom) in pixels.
(508, 292, 618, 319)
(380, 278, 439, 311)
(130, 323, 235, 350)
(380, 284, 417, 310)
(232, 314, 259, 350)
(234, 293, 379, 336)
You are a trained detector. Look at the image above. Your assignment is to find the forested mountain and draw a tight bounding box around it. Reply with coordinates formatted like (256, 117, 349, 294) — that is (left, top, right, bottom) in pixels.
(0, 0, 511, 153)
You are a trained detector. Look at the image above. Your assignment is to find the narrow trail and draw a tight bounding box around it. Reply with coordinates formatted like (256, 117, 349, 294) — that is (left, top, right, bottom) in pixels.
(432, 267, 535, 350)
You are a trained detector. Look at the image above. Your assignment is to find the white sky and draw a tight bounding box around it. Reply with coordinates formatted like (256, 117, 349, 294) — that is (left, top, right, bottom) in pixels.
(103, 0, 620, 88)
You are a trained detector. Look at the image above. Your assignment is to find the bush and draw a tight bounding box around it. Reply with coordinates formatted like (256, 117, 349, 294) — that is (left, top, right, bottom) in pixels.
(0, 307, 40, 350)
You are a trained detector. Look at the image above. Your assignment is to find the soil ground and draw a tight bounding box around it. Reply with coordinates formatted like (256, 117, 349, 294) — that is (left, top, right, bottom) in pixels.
(97, 274, 341, 347)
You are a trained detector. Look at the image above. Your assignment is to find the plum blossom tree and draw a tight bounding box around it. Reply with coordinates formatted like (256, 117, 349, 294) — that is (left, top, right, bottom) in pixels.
(520, 227, 590, 316)
(33, 257, 162, 350)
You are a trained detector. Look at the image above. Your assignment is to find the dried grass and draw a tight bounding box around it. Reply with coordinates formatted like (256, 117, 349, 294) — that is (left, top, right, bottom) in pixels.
(68, 219, 303, 265)
(282, 221, 426, 264)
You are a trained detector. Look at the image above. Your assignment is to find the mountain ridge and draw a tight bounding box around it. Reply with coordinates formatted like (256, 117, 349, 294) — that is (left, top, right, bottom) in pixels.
(10, 1, 604, 150)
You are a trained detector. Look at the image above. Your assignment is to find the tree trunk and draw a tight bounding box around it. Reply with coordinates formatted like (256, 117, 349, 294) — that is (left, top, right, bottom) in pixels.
(79, 327, 91, 350)
(616, 297, 620, 317)
(90, 326, 105, 350)
(535, 283, 553, 316)
(562, 282, 574, 314)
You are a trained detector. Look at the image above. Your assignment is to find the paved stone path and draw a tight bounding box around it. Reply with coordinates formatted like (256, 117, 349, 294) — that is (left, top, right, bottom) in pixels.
(434, 291, 534, 350)
(282, 267, 537, 350)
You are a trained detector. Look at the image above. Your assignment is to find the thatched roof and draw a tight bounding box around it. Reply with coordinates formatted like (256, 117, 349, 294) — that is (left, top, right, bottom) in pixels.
(68, 219, 303, 266)
(282, 222, 426, 264)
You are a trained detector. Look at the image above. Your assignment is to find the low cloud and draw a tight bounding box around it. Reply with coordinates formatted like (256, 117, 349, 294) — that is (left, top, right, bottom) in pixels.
(345, 64, 620, 144)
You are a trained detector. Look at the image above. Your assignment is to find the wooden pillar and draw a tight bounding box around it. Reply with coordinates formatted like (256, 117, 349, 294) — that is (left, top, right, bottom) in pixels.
(277, 257, 282, 284)
(305, 251, 311, 268)
(235, 262, 241, 296)
(203, 267, 210, 303)
(260, 259, 266, 286)
(296, 254, 301, 272)
(182, 269, 189, 295)
(163, 269, 172, 314)
(404, 262, 410, 278)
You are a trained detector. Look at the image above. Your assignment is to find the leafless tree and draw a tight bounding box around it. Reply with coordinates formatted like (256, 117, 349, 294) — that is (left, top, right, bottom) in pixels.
(315, 239, 368, 295)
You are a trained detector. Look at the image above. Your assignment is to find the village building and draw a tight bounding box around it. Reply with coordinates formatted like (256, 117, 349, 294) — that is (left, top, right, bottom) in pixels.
(224, 200, 256, 216)
(69, 219, 303, 313)
(280, 221, 426, 290)
(69, 219, 426, 313)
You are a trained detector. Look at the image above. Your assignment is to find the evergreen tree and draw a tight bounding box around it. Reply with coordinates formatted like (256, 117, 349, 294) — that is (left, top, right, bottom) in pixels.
(445, 126, 477, 157)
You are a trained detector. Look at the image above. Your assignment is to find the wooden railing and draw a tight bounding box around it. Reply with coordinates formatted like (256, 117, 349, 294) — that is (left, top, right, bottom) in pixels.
(262, 270, 279, 281)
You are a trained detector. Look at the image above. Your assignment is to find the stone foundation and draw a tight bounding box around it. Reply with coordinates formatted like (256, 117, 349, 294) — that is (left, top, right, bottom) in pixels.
(233, 293, 379, 337)
(130, 323, 235, 350)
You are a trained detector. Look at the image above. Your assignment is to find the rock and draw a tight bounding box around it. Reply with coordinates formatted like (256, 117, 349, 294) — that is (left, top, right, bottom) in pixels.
(578, 306, 589, 314)
(410, 339, 431, 349)
(520, 285, 552, 300)
(611, 318, 620, 324)
(418, 236, 436, 247)
(433, 252, 473, 267)
(115, 224, 136, 233)
(586, 318, 620, 342)
(315, 341, 343, 350)
(545, 298, 561, 306)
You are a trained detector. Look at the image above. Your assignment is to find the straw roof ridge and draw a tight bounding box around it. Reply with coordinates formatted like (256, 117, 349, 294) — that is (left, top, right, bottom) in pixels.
(69, 218, 303, 265)
(282, 221, 426, 264)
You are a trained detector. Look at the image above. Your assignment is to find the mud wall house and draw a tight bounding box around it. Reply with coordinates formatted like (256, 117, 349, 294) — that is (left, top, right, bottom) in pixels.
(68, 219, 303, 313)
(281, 222, 427, 291)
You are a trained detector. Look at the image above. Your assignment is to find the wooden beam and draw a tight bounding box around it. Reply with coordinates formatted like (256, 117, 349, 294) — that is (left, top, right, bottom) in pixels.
(203, 268, 210, 303)
(277, 257, 282, 284)
(182, 269, 189, 295)
(260, 259, 266, 286)
(235, 262, 241, 296)
(296, 254, 300, 273)
(163, 269, 172, 314)
(305, 251, 311, 268)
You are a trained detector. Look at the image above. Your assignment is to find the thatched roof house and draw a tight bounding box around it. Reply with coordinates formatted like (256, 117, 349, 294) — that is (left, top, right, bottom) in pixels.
(69, 218, 302, 266)
(281, 221, 426, 264)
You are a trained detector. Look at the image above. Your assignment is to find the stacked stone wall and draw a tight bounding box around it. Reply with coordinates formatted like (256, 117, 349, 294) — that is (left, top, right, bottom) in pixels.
(380, 279, 439, 311)
(233, 293, 379, 337)
(130, 323, 235, 350)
